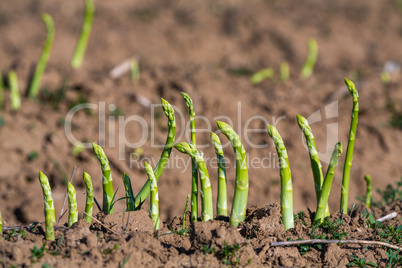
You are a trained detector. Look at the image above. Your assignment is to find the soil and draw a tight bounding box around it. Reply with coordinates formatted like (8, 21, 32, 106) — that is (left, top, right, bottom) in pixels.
(1, 0, 402, 266)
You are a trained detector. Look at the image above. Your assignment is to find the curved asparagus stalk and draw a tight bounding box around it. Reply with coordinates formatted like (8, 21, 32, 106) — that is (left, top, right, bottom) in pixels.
(314, 142, 343, 223)
(122, 173, 135, 211)
(8, 71, 21, 111)
(340, 78, 359, 214)
(39, 171, 55, 240)
(182, 92, 198, 222)
(296, 115, 324, 211)
(92, 143, 114, 214)
(144, 162, 160, 230)
(67, 182, 78, 227)
(267, 124, 294, 230)
(29, 13, 54, 99)
(364, 175, 372, 208)
(83, 172, 94, 223)
(175, 142, 213, 221)
(71, 0, 95, 69)
(211, 132, 228, 217)
(135, 98, 176, 209)
(216, 121, 248, 227)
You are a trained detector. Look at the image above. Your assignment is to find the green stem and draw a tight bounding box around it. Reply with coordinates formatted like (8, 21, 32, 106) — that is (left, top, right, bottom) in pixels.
(364, 175, 372, 208)
(92, 143, 114, 214)
(217, 121, 248, 227)
(39, 171, 55, 240)
(0, 72, 4, 109)
(67, 182, 78, 227)
(301, 38, 318, 79)
(145, 162, 160, 230)
(183, 194, 190, 230)
(340, 78, 359, 214)
(122, 173, 135, 211)
(267, 124, 294, 230)
(71, 0, 95, 69)
(8, 71, 21, 111)
(135, 98, 176, 209)
(314, 142, 343, 223)
(211, 132, 227, 217)
(83, 172, 94, 223)
(29, 13, 54, 99)
(0, 212, 3, 235)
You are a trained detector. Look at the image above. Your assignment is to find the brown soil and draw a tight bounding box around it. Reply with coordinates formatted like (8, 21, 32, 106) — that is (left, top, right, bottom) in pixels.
(1, 0, 402, 266)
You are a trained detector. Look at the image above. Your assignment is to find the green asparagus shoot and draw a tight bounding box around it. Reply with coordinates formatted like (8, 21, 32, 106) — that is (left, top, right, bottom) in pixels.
(135, 98, 176, 209)
(181, 92, 198, 222)
(130, 59, 140, 81)
(92, 143, 114, 214)
(174, 142, 213, 222)
(71, 0, 95, 69)
(0, 212, 2, 235)
(211, 131, 228, 217)
(301, 38, 318, 78)
(67, 182, 78, 227)
(39, 171, 55, 240)
(267, 124, 294, 230)
(340, 78, 359, 214)
(122, 173, 135, 211)
(144, 162, 160, 230)
(183, 194, 190, 230)
(28, 13, 54, 99)
(8, 71, 21, 111)
(83, 172, 94, 223)
(280, 62, 290, 82)
(250, 68, 274, 85)
(0, 72, 4, 108)
(314, 142, 343, 223)
(216, 121, 248, 227)
(364, 175, 372, 208)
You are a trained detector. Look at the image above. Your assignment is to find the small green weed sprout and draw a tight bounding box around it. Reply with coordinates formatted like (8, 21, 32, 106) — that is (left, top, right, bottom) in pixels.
(387, 249, 402, 268)
(201, 245, 216, 256)
(31, 245, 46, 262)
(347, 255, 377, 267)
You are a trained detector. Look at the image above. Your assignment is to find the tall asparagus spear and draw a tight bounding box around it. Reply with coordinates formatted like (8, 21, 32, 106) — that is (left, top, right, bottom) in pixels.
(92, 143, 114, 214)
(83, 172, 94, 223)
(340, 78, 359, 214)
(267, 124, 294, 230)
(0, 212, 3, 235)
(216, 121, 248, 227)
(8, 71, 21, 111)
(144, 162, 160, 230)
(301, 38, 318, 79)
(122, 173, 135, 211)
(314, 142, 343, 223)
(175, 142, 213, 222)
(364, 175, 372, 208)
(67, 182, 78, 227)
(39, 171, 55, 240)
(211, 132, 228, 217)
(135, 98, 176, 209)
(181, 92, 198, 222)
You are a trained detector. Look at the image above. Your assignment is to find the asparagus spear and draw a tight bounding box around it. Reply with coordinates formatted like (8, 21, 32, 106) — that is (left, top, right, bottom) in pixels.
(181, 92, 198, 222)
(67, 182, 78, 227)
(83, 172, 94, 223)
(0, 72, 4, 109)
(216, 121, 248, 227)
(301, 38, 318, 79)
(364, 175, 372, 208)
(183, 194, 190, 230)
(0, 212, 2, 235)
(8, 71, 21, 111)
(71, 0, 95, 69)
(122, 173, 135, 211)
(267, 124, 294, 230)
(29, 13, 54, 99)
(144, 162, 160, 230)
(174, 142, 213, 221)
(314, 142, 343, 223)
(340, 78, 359, 214)
(92, 143, 114, 214)
(135, 98, 176, 209)
(39, 171, 55, 240)
(211, 131, 228, 217)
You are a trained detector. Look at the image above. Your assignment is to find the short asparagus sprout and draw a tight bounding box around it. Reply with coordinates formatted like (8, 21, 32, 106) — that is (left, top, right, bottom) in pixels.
(216, 121, 248, 227)
(39, 171, 55, 240)
(364, 175, 372, 208)
(83, 172, 94, 223)
(250, 68, 274, 85)
(130, 59, 140, 81)
(181, 92, 198, 222)
(71, 0, 95, 69)
(92, 143, 114, 214)
(144, 162, 160, 230)
(67, 182, 78, 227)
(135, 98, 176, 209)
(267, 124, 294, 230)
(314, 142, 343, 223)
(210, 132, 228, 217)
(0, 212, 2, 235)
(183, 194, 190, 230)
(340, 78, 359, 214)
(0, 72, 4, 108)
(280, 62, 290, 82)
(8, 71, 21, 111)
(28, 13, 54, 99)
(122, 173, 135, 211)
(301, 38, 318, 79)
(174, 142, 213, 222)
